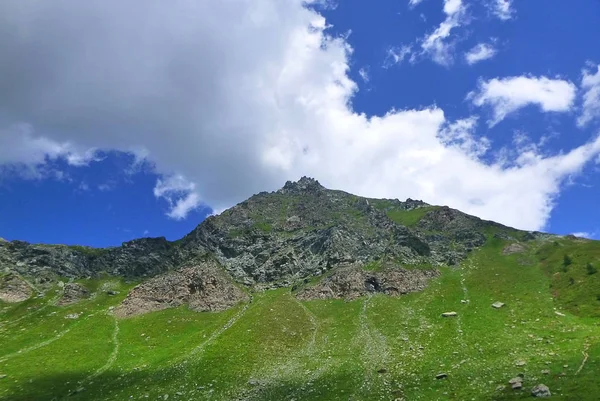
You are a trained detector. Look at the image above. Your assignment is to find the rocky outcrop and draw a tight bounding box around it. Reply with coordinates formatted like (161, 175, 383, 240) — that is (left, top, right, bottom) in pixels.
(0, 237, 187, 281)
(296, 265, 439, 301)
(114, 260, 249, 318)
(57, 283, 90, 306)
(178, 177, 436, 285)
(502, 243, 526, 255)
(0, 274, 32, 302)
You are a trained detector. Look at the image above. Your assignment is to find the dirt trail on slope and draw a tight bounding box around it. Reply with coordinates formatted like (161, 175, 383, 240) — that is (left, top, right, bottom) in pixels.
(352, 295, 393, 399)
(1, 287, 65, 329)
(237, 296, 333, 401)
(83, 314, 120, 382)
(0, 310, 99, 363)
(188, 296, 252, 359)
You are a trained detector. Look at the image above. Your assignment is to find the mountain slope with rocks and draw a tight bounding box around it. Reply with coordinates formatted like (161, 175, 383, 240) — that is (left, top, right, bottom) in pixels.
(2, 177, 600, 401)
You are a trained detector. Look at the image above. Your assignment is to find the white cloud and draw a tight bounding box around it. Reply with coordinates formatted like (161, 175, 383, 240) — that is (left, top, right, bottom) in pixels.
(492, 0, 514, 21)
(98, 181, 116, 192)
(408, 0, 425, 7)
(153, 175, 201, 220)
(0, 1, 599, 231)
(578, 64, 600, 127)
(419, 0, 467, 66)
(468, 76, 577, 126)
(358, 67, 369, 83)
(383, 45, 413, 68)
(465, 43, 497, 65)
(438, 117, 490, 157)
(0, 123, 97, 179)
(570, 232, 593, 239)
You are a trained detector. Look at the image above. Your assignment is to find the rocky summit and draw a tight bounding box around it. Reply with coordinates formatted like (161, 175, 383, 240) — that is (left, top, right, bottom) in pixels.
(1, 177, 599, 401)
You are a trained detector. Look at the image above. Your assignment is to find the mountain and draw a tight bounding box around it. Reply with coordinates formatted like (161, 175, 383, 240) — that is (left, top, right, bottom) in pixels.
(1, 177, 523, 284)
(1, 177, 599, 400)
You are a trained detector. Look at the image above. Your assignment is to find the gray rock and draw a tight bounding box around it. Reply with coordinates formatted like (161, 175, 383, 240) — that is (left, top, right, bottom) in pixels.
(296, 265, 439, 301)
(492, 301, 505, 309)
(509, 377, 523, 385)
(0, 274, 32, 303)
(114, 259, 249, 318)
(502, 243, 526, 255)
(58, 283, 90, 306)
(511, 382, 523, 390)
(441, 312, 457, 317)
(531, 384, 551, 397)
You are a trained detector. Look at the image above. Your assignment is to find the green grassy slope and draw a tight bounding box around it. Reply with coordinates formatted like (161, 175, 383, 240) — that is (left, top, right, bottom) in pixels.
(1, 236, 600, 400)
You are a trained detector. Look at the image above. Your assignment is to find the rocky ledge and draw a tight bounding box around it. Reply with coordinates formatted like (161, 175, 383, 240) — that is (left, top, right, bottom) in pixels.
(296, 265, 440, 301)
(114, 259, 249, 318)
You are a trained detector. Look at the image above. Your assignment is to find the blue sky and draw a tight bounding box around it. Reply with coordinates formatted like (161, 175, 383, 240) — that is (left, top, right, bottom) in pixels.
(1, 0, 600, 247)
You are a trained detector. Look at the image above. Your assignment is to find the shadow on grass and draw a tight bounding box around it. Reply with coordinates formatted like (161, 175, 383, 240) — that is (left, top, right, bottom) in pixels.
(1, 366, 367, 401)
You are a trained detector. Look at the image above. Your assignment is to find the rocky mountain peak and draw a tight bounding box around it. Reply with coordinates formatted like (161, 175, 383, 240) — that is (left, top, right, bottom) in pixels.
(278, 176, 324, 194)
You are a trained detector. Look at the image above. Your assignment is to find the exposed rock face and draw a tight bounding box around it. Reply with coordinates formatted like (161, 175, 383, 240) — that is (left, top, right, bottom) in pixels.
(0, 274, 32, 302)
(0, 237, 187, 282)
(531, 384, 551, 397)
(179, 178, 434, 285)
(296, 265, 439, 301)
(114, 260, 249, 318)
(502, 243, 527, 255)
(415, 206, 489, 265)
(57, 283, 90, 306)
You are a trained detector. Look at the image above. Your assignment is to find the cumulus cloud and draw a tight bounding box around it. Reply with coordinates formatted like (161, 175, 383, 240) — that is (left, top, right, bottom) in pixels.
(468, 76, 577, 126)
(0, 1, 599, 230)
(153, 175, 201, 220)
(491, 0, 514, 21)
(465, 43, 497, 65)
(578, 64, 600, 127)
(0, 123, 97, 179)
(419, 0, 468, 66)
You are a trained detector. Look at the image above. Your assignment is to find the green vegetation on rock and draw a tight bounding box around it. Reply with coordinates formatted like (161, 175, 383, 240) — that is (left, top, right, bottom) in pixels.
(386, 206, 439, 227)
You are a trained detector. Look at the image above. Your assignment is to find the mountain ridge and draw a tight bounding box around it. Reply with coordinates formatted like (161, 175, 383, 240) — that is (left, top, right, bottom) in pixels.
(0, 177, 540, 285)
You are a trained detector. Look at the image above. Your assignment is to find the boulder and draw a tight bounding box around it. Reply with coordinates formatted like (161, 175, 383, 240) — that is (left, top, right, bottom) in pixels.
(502, 243, 526, 255)
(114, 260, 249, 318)
(58, 283, 90, 306)
(531, 384, 551, 397)
(441, 312, 457, 317)
(0, 274, 32, 303)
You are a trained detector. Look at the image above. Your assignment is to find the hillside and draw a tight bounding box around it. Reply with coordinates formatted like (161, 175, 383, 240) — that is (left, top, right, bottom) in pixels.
(1, 177, 600, 400)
